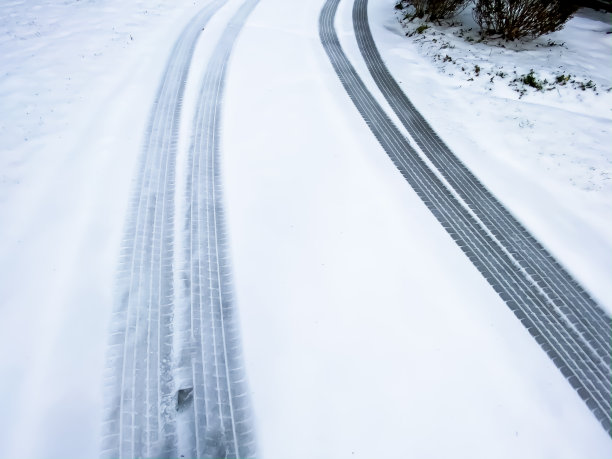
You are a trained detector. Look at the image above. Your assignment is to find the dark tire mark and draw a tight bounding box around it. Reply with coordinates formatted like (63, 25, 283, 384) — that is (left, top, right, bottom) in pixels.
(354, 0, 611, 367)
(320, 0, 611, 436)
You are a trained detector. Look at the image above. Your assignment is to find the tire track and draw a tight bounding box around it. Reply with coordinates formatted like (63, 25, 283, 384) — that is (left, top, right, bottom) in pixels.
(174, 1, 259, 458)
(319, 0, 611, 436)
(101, 2, 227, 457)
(353, 0, 611, 367)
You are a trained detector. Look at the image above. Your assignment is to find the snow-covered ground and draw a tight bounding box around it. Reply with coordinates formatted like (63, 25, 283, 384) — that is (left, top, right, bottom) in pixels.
(229, 0, 611, 457)
(0, 1, 211, 457)
(380, 0, 612, 310)
(0, 0, 610, 457)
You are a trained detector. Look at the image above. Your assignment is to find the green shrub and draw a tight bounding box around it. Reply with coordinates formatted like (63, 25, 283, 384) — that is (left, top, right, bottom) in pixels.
(520, 70, 545, 89)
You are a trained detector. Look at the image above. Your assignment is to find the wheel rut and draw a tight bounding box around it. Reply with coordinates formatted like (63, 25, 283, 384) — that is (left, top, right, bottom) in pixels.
(320, 0, 611, 436)
(101, 1, 257, 457)
(175, 1, 259, 458)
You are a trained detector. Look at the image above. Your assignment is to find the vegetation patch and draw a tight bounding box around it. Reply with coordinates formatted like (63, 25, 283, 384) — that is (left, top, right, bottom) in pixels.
(394, 1, 610, 99)
(509, 70, 600, 97)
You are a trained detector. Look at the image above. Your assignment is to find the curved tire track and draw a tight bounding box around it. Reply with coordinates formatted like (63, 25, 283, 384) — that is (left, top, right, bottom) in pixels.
(320, 0, 611, 436)
(353, 0, 611, 368)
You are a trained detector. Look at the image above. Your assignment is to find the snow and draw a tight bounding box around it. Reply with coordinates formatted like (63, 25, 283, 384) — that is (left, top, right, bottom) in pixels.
(0, 0, 610, 457)
(374, 0, 612, 310)
(0, 1, 214, 457)
(225, 0, 611, 457)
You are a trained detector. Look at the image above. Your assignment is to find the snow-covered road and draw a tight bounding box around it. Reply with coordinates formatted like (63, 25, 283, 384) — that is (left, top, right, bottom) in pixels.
(101, 0, 257, 457)
(1, 0, 611, 457)
(341, 0, 611, 435)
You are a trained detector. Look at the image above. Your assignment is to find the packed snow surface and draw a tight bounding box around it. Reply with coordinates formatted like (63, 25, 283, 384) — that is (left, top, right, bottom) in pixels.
(0, 0, 610, 457)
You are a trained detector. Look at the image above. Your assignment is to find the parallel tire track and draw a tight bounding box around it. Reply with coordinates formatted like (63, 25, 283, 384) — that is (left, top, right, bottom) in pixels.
(353, 0, 611, 367)
(319, 0, 611, 436)
(176, 0, 259, 458)
(101, 2, 227, 458)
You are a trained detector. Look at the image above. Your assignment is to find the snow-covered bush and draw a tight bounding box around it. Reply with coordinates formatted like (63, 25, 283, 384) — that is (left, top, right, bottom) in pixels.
(400, 0, 472, 21)
(473, 0, 578, 39)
